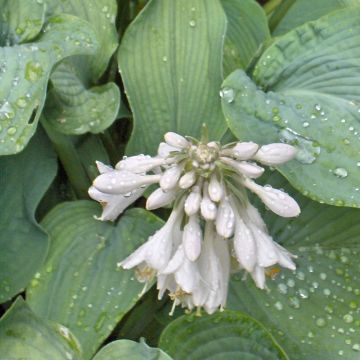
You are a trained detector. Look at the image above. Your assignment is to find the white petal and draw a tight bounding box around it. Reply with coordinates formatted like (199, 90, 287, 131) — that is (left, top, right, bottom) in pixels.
(233, 215, 257, 272)
(164, 132, 189, 148)
(252, 228, 279, 267)
(89, 186, 145, 221)
(254, 143, 297, 165)
(245, 203, 267, 232)
(208, 173, 224, 202)
(157, 274, 176, 299)
(216, 197, 235, 238)
(251, 266, 266, 289)
(162, 245, 185, 274)
(160, 165, 183, 191)
(220, 157, 264, 178)
(158, 142, 179, 158)
(179, 171, 197, 189)
(96, 161, 113, 174)
(146, 188, 177, 210)
(274, 243, 296, 270)
(174, 258, 200, 293)
(244, 179, 300, 218)
(115, 155, 164, 173)
(230, 142, 259, 160)
(94, 170, 160, 194)
(183, 215, 202, 261)
(200, 197, 217, 221)
(184, 187, 201, 216)
(200, 182, 217, 220)
(119, 244, 150, 269)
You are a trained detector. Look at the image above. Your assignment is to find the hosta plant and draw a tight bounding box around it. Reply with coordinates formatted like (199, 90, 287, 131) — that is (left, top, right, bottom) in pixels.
(0, 0, 360, 359)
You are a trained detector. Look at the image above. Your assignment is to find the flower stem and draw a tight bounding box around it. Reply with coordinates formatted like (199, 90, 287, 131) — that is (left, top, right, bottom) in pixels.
(41, 118, 91, 198)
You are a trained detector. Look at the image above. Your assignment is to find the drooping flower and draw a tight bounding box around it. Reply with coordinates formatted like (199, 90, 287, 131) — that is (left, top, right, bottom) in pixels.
(90, 129, 300, 314)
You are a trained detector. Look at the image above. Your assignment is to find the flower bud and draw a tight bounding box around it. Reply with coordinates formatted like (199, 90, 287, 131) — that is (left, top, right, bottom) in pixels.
(183, 215, 202, 261)
(231, 142, 259, 160)
(215, 197, 235, 238)
(254, 143, 297, 165)
(179, 171, 197, 189)
(184, 187, 201, 215)
(146, 188, 177, 210)
(208, 173, 223, 202)
(160, 165, 183, 190)
(164, 132, 189, 148)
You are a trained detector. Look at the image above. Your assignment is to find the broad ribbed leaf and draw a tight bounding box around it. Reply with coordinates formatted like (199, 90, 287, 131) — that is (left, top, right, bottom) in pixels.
(222, 8, 360, 207)
(27, 202, 162, 359)
(45, 0, 118, 80)
(43, 0, 120, 135)
(44, 62, 120, 135)
(40, 0, 120, 135)
(272, 0, 359, 35)
(0, 298, 82, 360)
(221, 0, 270, 76)
(228, 172, 360, 359)
(0, 14, 98, 155)
(0, 129, 57, 303)
(118, 0, 227, 155)
(0, 0, 45, 45)
(159, 310, 288, 359)
(93, 340, 172, 360)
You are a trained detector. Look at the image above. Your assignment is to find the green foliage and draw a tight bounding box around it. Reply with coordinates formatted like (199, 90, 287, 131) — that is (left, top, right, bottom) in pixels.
(0, 1, 360, 359)
(0, 297, 82, 360)
(93, 340, 172, 360)
(222, 0, 270, 75)
(228, 171, 360, 359)
(0, 129, 57, 302)
(118, 0, 227, 155)
(222, 7, 360, 207)
(159, 310, 288, 359)
(0, 12, 98, 155)
(43, 0, 121, 135)
(27, 202, 162, 358)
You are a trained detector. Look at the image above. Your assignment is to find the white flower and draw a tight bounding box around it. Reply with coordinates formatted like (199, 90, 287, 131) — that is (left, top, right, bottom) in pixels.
(90, 130, 301, 314)
(88, 162, 145, 221)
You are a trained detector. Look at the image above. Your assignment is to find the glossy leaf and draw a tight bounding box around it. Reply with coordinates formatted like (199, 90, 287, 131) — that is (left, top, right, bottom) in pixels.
(27, 202, 162, 359)
(222, 8, 360, 207)
(44, 62, 120, 135)
(45, 0, 118, 80)
(93, 340, 172, 360)
(0, 129, 57, 303)
(43, 0, 120, 135)
(0, 14, 98, 155)
(272, 0, 360, 36)
(119, 0, 227, 155)
(228, 171, 360, 359)
(0, 0, 45, 45)
(221, 0, 270, 76)
(0, 297, 82, 360)
(159, 310, 288, 359)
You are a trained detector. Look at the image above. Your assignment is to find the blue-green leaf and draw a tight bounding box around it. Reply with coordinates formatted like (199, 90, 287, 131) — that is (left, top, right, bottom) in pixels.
(93, 340, 172, 360)
(118, 0, 227, 155)
(228, 172, 360, 359)
(0, 297, 82, 360)
(159, 310, 288, 359)
(0, 14, 98, 155)
(222, 8, 360, 207)
(221, 0, 270, 75)
(27, 202, 162, 359)
(0, 129, 57, 303)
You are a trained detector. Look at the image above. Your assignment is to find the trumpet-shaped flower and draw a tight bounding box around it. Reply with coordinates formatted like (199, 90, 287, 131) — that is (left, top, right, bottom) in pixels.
(89, 129, 301, 314)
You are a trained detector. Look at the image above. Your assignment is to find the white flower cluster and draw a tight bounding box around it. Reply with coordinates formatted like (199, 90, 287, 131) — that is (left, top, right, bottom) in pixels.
(89, 131, 300, 314)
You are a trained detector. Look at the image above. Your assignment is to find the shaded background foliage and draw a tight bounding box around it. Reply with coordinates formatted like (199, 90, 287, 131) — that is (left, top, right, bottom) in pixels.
(0, 0, 360, 359)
